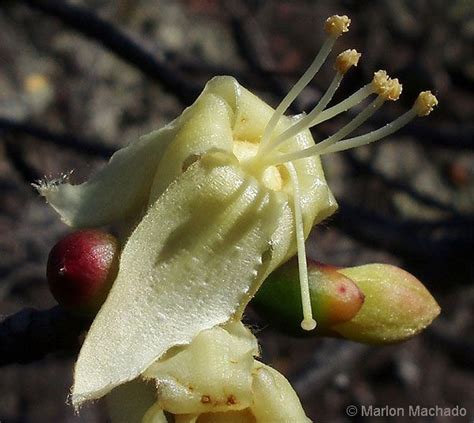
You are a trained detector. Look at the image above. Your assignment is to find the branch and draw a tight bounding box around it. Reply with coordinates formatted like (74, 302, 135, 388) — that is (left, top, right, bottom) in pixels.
(0, 117, 114, 158)
(226, 1, 303, 112)
(3, 137, 42, 184)
(0, 306, 89, 366)
(335, 200, 474, 259)
(21, 0, 201, 104)
(344, 151, 463, 215)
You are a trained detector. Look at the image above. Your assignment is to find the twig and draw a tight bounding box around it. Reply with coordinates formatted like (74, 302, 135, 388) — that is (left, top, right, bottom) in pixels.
(0, 306, 89, 366)
(21, 0, 201, 104)
(0, 117, 114, 158)
(344, 151, 463, 215)
(225, 1, 304, 112)
(335, 200, 474, 258)
(3, 137, 42, 184)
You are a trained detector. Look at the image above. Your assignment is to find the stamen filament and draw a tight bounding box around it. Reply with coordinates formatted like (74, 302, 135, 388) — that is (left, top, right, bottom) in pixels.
(258, 37, 336, 152)
(266, 77, 406, 165)
(261, 72, 343, 155)
(265, 96, 385, 166)
(319, 108, 416, 154)
(309, 84, 375, 126)
(310, 95, 385, 154)
(286, 163, 316, 331)
(260, 49, 361, 156)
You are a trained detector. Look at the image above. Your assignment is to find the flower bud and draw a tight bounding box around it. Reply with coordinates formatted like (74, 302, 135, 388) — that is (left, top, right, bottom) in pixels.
(332, 264, 440, 344)
(253, 260, 440, 343)
(252, 258, 364, 335)
(47, 230, 119, 316)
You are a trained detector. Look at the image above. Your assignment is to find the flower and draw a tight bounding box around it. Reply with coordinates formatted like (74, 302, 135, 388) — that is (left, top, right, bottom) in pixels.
(36, 14, 438, 420)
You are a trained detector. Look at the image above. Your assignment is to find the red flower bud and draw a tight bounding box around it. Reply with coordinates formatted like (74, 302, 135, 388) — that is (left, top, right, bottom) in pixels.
(47, 230, 119, 316)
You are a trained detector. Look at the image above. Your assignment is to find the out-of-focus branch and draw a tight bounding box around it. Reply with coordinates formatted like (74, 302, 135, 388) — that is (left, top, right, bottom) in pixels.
(335, 200, 474, 259)
(0, 117, 114, 158)
(20, 0, 200, 104)
(3, 137, 42, 184)
(225, 0, 304, 112)
(344, 151, 463, 215)
(0, 306, 89, 366)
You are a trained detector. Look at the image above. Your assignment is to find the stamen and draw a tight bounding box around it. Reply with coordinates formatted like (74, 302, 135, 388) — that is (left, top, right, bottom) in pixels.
(261, 50, 361, 155)
(310, 70, 398, 126)
(319, 110, 415, 154)
(268, 90, 437, 164)
(258, 15, 351, 153)
(280, 91, 438, 164)
(286, 163, 316, 331)
(318, 91, 436, 154)
(309, 85, 373, 126)
(305, 77, 402, 157)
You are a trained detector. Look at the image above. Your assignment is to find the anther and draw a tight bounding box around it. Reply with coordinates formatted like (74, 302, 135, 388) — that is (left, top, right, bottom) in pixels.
(414, 91, 438, 116)
(371, 70, 402, 101)
(334, 49, 361, 74)
(324, 15, 351, 38)
(386, 78, 403, 101)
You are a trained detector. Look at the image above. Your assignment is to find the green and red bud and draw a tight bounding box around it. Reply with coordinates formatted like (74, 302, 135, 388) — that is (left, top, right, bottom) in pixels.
(252, 258, 364, 336)
(333, 263, 441, 344)
(47, 229, 119, 316)
(253, 259, 440, 343)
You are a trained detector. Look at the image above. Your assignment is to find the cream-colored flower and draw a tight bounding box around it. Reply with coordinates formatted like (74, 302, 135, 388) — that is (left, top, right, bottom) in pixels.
(40, 71, 336, 407)
(36, 14, 437, 416)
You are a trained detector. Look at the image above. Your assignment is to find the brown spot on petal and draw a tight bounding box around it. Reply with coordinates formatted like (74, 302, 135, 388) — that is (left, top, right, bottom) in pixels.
(201, 395, 211, 404)
(227, 394, 237, 405)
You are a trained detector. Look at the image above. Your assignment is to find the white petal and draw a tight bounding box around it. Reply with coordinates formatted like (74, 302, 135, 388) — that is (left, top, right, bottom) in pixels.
(35, 126, 177, 227)
(143, 322, 257, 414)
(72, 157, 283, 406)
(251, 362, 311, 423)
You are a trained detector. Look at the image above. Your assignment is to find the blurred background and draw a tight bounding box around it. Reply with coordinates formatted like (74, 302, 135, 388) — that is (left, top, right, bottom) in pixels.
(0, 0, 473, 421)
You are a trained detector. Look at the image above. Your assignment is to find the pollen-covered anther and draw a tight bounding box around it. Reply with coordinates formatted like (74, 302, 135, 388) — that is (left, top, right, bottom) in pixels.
(324, 15, 351, 38)
(386, 78, 403, 101)
(414, 91, 439, 116)
(372, 70, 402, 101)
(335, 49, 361, 74)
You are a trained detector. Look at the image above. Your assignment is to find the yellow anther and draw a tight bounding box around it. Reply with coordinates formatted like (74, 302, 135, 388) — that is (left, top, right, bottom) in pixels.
(372, 70, 402, 101)
(386, 78, 403, 101)
(372, 70, 390, 95)
(324, 15, 351, 38)
(334, 49, 361, 74)
(414, 91, 439, 116)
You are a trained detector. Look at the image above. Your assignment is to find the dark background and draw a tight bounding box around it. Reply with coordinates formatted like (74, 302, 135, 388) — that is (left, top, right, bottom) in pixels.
(0, 0, 473, 422)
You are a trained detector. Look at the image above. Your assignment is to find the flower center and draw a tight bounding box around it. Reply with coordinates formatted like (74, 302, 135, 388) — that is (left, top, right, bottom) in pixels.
(232, 140, 284, 191)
